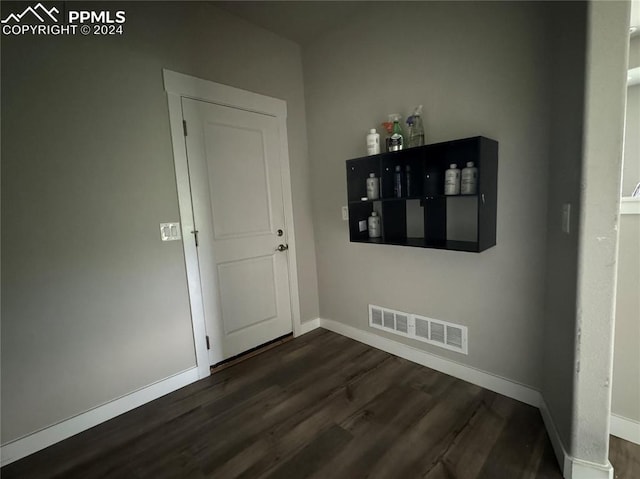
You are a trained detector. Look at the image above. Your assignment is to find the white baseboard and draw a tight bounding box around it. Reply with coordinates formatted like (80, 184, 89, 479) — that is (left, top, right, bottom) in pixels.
(541, 399, 613, 478)
(566, 460, 614, 479)
(319, 318, 540, 407)
(539, 397, 575, 478)
(297, 317, 320, 336)
(610, 413, 640, 445)
(0, 367, 200, 467)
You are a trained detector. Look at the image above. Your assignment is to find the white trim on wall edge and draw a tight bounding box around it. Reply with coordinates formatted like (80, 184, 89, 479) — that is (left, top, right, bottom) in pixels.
(297, 318, 320, 336)
(610, 413, 640, 445)
(318, 318, 541, 408)
(0, 367, 200, 467)
(163, 68, 303, 354)
(628, 66, 640, 87)
(620, 197, 640, 215)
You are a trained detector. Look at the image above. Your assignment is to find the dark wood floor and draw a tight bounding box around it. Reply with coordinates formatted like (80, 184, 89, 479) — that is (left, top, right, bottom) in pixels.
(611, 435, 640, 479)
(3, 329, 638, 478)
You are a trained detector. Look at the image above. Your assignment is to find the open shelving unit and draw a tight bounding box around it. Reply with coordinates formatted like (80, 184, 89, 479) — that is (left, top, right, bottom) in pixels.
(346, 136, 498, 253)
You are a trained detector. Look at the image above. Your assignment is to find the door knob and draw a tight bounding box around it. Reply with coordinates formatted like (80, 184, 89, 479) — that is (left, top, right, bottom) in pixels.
(276, 244, 289, 252)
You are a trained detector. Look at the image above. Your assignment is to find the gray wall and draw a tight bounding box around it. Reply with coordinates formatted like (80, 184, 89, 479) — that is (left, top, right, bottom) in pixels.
(622, 84, 639, 196)
(611, 36, 640, 425)
(630, 35, 640, 69)
(623, 35, 639, 197)
(303, 1, 551, 388)
(1, 2, 319, 444)
(540, 0, 587, 455)
(612, 215, 640, 422)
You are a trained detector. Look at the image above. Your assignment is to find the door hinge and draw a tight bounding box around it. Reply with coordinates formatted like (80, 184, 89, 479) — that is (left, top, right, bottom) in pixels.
(205, 335, 210, 350)
(182, 120, 187, 136)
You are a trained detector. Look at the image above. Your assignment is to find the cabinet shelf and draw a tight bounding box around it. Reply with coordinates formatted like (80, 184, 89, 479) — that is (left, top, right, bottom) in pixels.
(349, 193, 480, 205)
(346, 136, 498, 253)
(350, 237, 482, 252)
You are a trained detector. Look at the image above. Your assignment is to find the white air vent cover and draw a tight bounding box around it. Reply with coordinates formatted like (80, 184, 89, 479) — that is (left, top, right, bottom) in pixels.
(415, 317, 429, 339)
(430, 322, 445, 344)
(396, 314, 408, 334)
(368, 305, 468, 355)
(447, 325, 463, 349)
(371, 307, 383, 326)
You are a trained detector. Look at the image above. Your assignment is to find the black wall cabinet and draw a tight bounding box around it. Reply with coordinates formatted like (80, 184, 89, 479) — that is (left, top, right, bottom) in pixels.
(346, 136, 498, 252)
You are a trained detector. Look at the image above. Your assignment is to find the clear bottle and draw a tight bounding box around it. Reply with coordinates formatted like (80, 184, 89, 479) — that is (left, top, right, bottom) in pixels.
(444, 164, 460, 195)
(388, 114, 403, 151)
(461, 161, 478, 195)
(394, 165, 403, 198)
(368, 211, 381, 238)
(366, 173, 379, 200)
(366, 129, 380, 155)
(407, 105, 425, 148)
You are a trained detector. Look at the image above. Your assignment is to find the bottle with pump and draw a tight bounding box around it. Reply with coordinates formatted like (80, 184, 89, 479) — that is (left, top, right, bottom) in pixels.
(388, 114, 404, 151)
(407, 105, 425, 148)
(461, 161, 478, 195)
(394, 165, 403, 197)
(366, 173, 379, 200)
(444, 164, 461, 195)
(368, 211, 381, 238)
(366, 129, 380, 155)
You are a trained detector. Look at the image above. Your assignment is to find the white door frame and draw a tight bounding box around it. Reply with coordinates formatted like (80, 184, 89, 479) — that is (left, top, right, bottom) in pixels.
(163, 69, 303, 378)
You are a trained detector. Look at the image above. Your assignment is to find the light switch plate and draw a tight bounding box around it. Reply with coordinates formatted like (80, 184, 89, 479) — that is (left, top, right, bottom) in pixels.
(160, 222, 182, 241)
(562, 203, 571, 234)
(342, 206, 349, 221)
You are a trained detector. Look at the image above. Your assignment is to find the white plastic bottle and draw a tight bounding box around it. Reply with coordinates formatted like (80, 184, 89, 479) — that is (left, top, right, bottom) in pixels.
(366, 173, 379, 200)
(461, 161, 478, 195)
(368, 211, 381, 238)
(366, 129, 380, 155)
(444, 164, 461, 195)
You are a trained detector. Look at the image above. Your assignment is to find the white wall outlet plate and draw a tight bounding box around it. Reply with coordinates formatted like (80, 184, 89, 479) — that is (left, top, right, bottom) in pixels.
(160, 222, 182, 241)
(342, 206, 349, 221)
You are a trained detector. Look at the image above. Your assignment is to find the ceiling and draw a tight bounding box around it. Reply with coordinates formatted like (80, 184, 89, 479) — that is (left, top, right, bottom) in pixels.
(215, 1, 640, 45)
(213, 1, 368, 46)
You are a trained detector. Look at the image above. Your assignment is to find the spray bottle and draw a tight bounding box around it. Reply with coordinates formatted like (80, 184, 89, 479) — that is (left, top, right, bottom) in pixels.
(388, 114, 404, 151)
(407, 105, 425, 148)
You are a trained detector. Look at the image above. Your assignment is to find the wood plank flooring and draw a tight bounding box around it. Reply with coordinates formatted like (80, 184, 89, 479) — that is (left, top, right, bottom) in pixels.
(611, 435, 640, 479)
(2, 329, 638, 478)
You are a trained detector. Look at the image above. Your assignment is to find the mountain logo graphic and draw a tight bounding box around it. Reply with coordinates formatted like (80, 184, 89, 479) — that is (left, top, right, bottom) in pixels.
(1, 3, 59, 24)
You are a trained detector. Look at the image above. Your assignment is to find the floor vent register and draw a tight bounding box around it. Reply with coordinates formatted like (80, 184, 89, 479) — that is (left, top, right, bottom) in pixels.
(369, 304, 468, 355)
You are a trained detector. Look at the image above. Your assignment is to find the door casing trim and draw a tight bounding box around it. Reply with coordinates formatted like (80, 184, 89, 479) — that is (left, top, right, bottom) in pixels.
(163, 69, 302, 376)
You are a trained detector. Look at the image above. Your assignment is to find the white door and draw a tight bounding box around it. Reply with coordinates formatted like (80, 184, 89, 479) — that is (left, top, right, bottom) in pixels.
(182, 97, 293, 365)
